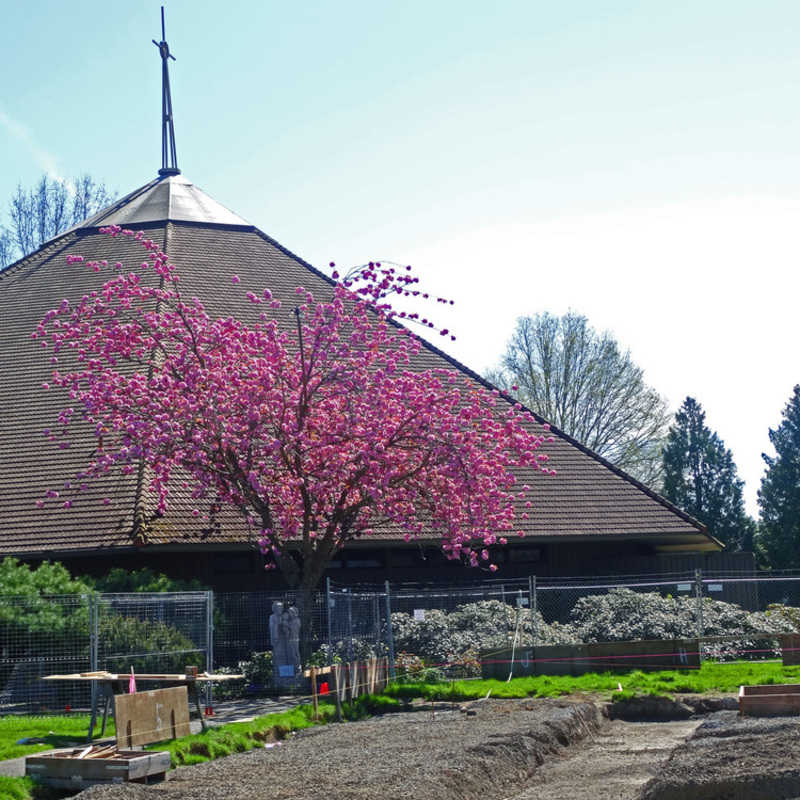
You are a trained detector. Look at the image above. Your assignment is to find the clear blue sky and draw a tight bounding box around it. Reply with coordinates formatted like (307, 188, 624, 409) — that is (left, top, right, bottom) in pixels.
(3, 0, 800, 515)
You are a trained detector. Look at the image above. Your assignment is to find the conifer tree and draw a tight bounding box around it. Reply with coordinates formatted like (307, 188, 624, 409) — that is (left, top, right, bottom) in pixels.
(757, 386, 800, 568)
(662, 397, 754, 551)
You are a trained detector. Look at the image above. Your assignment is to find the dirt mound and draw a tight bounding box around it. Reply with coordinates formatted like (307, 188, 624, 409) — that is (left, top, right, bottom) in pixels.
(75, 699, 601, 800)
(640, 711, 800, 800)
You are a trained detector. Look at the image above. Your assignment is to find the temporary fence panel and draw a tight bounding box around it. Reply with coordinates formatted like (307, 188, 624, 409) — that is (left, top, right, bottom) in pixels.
(0, 594, 93, 713)
(0, 590, 213, 715)
(95, 592, 211, 676)
(214, 591, 327, 667)
(326, 586, 389, 665)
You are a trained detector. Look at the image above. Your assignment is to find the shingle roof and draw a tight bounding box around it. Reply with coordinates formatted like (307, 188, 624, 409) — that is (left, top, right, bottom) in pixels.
(0, 176, 719, 558)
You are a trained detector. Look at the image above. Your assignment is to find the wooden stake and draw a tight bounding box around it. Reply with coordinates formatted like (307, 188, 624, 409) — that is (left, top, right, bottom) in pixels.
(310, 666, 318, 720)
(333, 664, 343, 722)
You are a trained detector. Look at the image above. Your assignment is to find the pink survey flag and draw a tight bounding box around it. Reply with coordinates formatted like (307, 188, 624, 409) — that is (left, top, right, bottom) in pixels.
(129, 666, 137, 694)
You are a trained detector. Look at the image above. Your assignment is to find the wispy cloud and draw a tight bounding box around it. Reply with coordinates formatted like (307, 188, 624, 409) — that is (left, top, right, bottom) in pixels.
(0, 105, 67, 186)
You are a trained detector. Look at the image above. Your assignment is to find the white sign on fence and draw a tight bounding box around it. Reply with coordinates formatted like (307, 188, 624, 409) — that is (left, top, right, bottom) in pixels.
(413, 609, 426, 621)
(708, 583, 723, 592)
(677, 583, 692, 592)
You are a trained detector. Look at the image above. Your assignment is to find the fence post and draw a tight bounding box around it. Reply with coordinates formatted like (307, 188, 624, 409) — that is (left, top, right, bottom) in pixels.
(89, 593, 98, 713)
(384, 580, 396, 679)
(695, 569, 704, 640)
(205, 590, 214, 710)
(326, 577, 333, 664)
(529, 575, 538, 646)
(346, 589, 354, 663)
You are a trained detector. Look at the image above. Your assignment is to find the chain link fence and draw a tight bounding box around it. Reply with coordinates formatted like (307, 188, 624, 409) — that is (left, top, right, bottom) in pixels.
(382, 570, 800, 673)
(6, 572, 800, 714)
(0, 592, 213, 714)
(0, 594, 92, 713)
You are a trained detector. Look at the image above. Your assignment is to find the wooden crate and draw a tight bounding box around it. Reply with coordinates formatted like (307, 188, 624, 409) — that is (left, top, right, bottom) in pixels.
(26, 749, 171, 789)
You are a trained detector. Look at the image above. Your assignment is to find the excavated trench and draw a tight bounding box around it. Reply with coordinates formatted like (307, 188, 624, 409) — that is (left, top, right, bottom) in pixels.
(62, 697, 800, 800)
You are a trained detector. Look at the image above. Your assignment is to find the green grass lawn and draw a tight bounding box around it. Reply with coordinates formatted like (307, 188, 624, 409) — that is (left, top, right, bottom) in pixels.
(3, 661, 800, 799)
(386, 660, 800, 702)
(0, 714, 115, 762)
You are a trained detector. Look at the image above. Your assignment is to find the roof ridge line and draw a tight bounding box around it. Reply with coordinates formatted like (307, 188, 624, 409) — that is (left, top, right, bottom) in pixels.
(244, 223, 713, 542)
(411, 335, 713, 538)
(0, 232, 77, 283)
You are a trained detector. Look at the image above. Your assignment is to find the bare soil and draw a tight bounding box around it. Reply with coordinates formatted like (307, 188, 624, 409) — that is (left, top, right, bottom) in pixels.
(73, 698, 602, 800)
(59, 700, 800, 800)
(507, 718, 700, 800)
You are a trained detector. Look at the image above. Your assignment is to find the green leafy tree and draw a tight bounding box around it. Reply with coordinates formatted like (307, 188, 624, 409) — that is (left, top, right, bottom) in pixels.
(0, 559, 204, 683)
(662, 397, 754, 551)
(82, 567, 206, 593)
(487, 311, 669, 486)
(0, 559, 93, 685)
(757, 386, 800, 568)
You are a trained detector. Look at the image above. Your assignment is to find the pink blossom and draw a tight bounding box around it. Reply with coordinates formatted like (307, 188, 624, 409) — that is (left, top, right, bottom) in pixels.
(35, 229, 555, 589)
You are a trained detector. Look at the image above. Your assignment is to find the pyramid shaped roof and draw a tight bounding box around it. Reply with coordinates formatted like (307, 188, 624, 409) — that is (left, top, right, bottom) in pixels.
(60, 174, 251, 235)
(0, 175, 719, 559)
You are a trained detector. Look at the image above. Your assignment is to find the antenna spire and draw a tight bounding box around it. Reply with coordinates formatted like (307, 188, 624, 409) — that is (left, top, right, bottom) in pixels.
(153, 6, 180, 176)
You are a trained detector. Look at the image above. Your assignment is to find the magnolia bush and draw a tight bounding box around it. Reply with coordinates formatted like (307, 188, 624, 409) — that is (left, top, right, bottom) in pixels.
(307, 638, 388, 667)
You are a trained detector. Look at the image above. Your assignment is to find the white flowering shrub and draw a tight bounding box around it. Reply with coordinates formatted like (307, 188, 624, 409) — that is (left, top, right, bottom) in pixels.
(391, 590, 800, 665)
(391, 599, 574, 664)
(569, 588, 797, 659)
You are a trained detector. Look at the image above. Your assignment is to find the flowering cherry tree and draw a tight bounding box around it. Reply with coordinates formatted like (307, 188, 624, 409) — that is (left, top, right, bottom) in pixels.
(35, 227, 554, 615)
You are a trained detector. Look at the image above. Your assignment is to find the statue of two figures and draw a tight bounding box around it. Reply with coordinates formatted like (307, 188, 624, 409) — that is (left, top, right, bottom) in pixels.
(269, 601, 301, 687)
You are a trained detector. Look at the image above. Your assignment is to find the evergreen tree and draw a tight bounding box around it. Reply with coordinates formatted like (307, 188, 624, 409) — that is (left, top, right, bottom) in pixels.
(757, 386, 800, 568)
(662, 397, 754, 550)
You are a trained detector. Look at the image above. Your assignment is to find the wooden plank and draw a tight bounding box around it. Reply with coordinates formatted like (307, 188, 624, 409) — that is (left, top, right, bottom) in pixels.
(42, 671, 243, 682)
(303, 665, 332, 678)
(379, 657, 388, 692)
(114, 687, 190, 747)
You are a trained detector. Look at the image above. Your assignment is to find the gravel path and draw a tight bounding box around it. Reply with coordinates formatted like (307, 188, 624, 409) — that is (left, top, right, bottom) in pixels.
(73, 698, 601, 800)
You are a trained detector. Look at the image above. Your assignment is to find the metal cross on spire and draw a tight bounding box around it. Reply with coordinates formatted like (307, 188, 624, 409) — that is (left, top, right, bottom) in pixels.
(153, 6, 180, 176)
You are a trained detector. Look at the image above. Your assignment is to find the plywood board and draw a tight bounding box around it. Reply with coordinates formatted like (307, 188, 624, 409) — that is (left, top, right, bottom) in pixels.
(114, 687, 190, 747)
